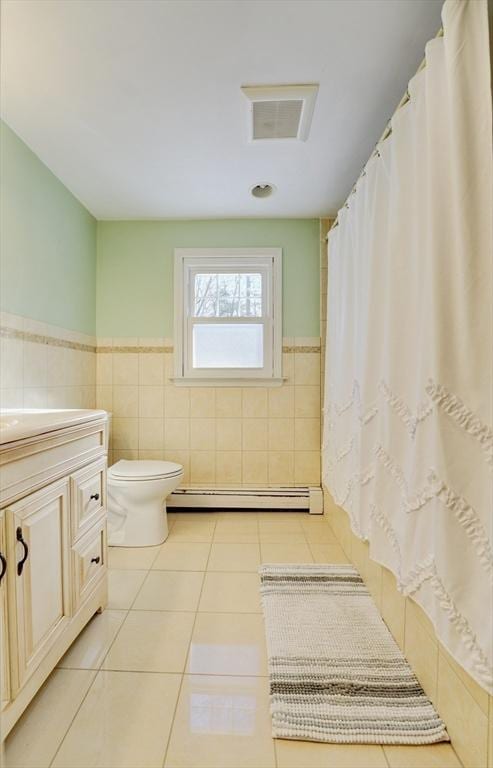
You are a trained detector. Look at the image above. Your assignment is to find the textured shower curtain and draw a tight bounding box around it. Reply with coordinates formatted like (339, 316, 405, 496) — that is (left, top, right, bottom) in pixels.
(323, 0, 492, 693)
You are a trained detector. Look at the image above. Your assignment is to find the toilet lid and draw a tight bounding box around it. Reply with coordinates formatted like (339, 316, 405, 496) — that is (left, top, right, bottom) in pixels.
(108, 459, 183, 480)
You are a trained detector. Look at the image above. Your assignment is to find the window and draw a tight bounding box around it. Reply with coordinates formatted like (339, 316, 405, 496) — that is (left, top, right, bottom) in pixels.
(174, 248, 282, 384)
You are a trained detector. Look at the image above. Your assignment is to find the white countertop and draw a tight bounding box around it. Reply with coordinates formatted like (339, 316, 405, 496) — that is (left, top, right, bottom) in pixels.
(0, 409, 107, 445)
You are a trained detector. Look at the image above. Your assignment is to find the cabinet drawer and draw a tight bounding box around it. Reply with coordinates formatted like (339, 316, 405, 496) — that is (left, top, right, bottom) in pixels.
(72, 521, 106, 610)
(70, 459, 106, 541)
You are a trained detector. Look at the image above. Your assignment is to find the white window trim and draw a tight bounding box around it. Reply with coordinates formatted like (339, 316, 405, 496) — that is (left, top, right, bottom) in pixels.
(173, 247, 283, 386)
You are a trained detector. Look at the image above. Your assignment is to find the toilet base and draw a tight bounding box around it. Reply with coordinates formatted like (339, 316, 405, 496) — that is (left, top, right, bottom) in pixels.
(107, 497, 169, 547)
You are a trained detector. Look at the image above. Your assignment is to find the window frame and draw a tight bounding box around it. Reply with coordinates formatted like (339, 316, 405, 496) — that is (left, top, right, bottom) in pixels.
(173, 248, 282, 386)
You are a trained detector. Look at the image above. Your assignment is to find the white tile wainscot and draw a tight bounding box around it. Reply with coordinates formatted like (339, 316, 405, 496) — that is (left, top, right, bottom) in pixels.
(96, 337, 322, 488)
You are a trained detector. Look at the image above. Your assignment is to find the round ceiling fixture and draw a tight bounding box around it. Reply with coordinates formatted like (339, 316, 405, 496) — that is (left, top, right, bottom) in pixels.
(250, 183, 275, 199)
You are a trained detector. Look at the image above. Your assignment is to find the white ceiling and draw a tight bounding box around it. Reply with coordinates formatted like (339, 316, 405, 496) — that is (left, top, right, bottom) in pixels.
(0, 0, 443, 219)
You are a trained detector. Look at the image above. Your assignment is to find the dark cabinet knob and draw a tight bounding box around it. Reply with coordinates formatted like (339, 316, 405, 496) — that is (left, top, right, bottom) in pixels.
(89, 493, 100, 502)
(90, 556, 101, 565)
(16, 527, 29, 576)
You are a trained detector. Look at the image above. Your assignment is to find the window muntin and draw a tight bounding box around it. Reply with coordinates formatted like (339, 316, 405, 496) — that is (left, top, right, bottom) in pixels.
(174, 249, 282, 383)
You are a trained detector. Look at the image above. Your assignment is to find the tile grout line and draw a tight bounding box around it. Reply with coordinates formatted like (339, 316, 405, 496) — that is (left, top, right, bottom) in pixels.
(51, 518, 182, 768)
(258, 513, 279, 768)
(160, 520, 216, 768)
(381, 745, 392, 767)
(48, 536, 154, 767)
(47, 668, 99, 768)
(47, 518, 173, 767)
(14, 512, 461, 767)
(123, 521, 180, 612)
(48, 602, 133, 767)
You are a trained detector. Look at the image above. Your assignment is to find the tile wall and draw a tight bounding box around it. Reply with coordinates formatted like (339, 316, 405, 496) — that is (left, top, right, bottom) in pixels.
(0, 311, 96, 410)
(96, 338, 321, 487)
(323, 487, 493, 768)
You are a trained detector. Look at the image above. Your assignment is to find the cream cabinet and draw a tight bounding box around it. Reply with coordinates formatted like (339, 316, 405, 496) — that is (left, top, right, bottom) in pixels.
(0, 513, 9, 711)
(0, 411, 108, 738)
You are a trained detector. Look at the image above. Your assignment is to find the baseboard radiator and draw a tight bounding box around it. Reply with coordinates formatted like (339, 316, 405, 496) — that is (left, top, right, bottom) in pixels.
(168, 486, 323, 514)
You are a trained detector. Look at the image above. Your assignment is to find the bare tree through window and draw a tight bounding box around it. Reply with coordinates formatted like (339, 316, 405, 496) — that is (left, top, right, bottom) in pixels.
(194, 273, 262, 318)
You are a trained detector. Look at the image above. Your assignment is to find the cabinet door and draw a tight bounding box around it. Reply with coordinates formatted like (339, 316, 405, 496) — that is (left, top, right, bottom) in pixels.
(6, 478, 71, 694)
(0, 513, 9, 709)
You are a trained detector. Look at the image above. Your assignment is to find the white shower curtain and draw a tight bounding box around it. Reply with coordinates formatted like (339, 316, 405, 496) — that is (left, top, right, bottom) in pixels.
(323, 0, 492, 693)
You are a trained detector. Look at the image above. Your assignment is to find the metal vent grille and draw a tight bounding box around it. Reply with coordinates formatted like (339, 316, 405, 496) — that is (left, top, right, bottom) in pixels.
(252, 99, 303, 140)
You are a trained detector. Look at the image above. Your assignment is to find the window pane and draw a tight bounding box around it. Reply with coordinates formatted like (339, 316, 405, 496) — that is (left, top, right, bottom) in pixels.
(194, 273, 262, 318)
(193, 324, 263, 368)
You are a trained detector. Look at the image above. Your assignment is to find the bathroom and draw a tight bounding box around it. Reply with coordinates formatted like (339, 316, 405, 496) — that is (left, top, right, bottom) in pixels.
(0, 1, 491, 767)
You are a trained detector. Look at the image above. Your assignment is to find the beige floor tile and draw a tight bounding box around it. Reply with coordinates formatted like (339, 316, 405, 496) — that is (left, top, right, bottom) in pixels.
(207, 542, 260, 572)
(258, 530, 307, 543)
(169, 512, 219, 522)
(384, 744, 462, 768)
(107, 569, 147, 609)
(58, 610, 127, 670)
(52, 670, 181, 768)
(301, 524, 338, 543)
(260, 542, 313, 563)
(199, 572, 261, 613)
(187, 613, 268, 676)
(152, 542, 211, 571)
(168, 520, 216, 542)
(258, 518, 304, 533)
(214, 511, 259, 521)
(164, 675, 276, 768)
(5, 668, 96, 768)
(300, 515, 332, 529)
(275, 740, 387, 768)
(213, 530, 260, 543)
(214, 518, 259, 535)
(133, 570, 204, 611)
(257, 512, 306, 523)
(103, 610, 195, 672)
(309, 543, 350, 564)
(108, 545, 161, 570)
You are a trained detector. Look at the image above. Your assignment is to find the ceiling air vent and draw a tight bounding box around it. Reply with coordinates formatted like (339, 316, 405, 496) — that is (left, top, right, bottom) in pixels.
(241, 84, 318, 142)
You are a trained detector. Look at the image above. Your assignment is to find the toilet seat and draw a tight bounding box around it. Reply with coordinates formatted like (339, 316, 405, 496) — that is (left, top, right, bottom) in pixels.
(108, 459, 183, 481)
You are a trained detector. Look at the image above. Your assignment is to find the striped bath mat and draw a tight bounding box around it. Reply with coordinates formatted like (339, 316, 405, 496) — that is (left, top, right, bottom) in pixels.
(259, 563, 449, 745)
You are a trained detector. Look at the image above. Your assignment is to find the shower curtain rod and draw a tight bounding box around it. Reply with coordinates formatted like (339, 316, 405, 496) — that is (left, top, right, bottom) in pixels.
(328, 27, 443, 235)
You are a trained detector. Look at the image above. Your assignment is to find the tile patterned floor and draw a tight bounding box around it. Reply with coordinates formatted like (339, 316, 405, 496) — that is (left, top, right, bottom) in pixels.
(4, 512, 463, 768)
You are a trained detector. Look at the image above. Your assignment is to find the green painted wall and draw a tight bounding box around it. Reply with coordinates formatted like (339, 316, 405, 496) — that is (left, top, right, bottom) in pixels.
(0, 121, 320, 338)
(0, 121, 97, 334)
(96, 219, 320, 338)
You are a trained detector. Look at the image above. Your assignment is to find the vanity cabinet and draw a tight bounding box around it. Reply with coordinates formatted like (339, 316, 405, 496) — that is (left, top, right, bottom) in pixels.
(0, 411, 108, 738)
(0, 513, 9, 711)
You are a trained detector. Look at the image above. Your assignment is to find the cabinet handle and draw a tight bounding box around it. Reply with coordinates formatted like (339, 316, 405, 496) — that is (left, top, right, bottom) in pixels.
(89, 493, 100, 502)
(16, 527, 29, 576)
(90, 556, 101, 565)
(0, 553, 6, 584)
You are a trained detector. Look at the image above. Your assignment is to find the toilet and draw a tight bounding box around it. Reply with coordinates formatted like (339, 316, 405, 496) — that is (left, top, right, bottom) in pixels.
(107, 459, 183, 547)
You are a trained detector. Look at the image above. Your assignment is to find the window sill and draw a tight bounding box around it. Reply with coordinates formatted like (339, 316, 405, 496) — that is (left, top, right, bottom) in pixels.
(169, 377, 286, 387)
